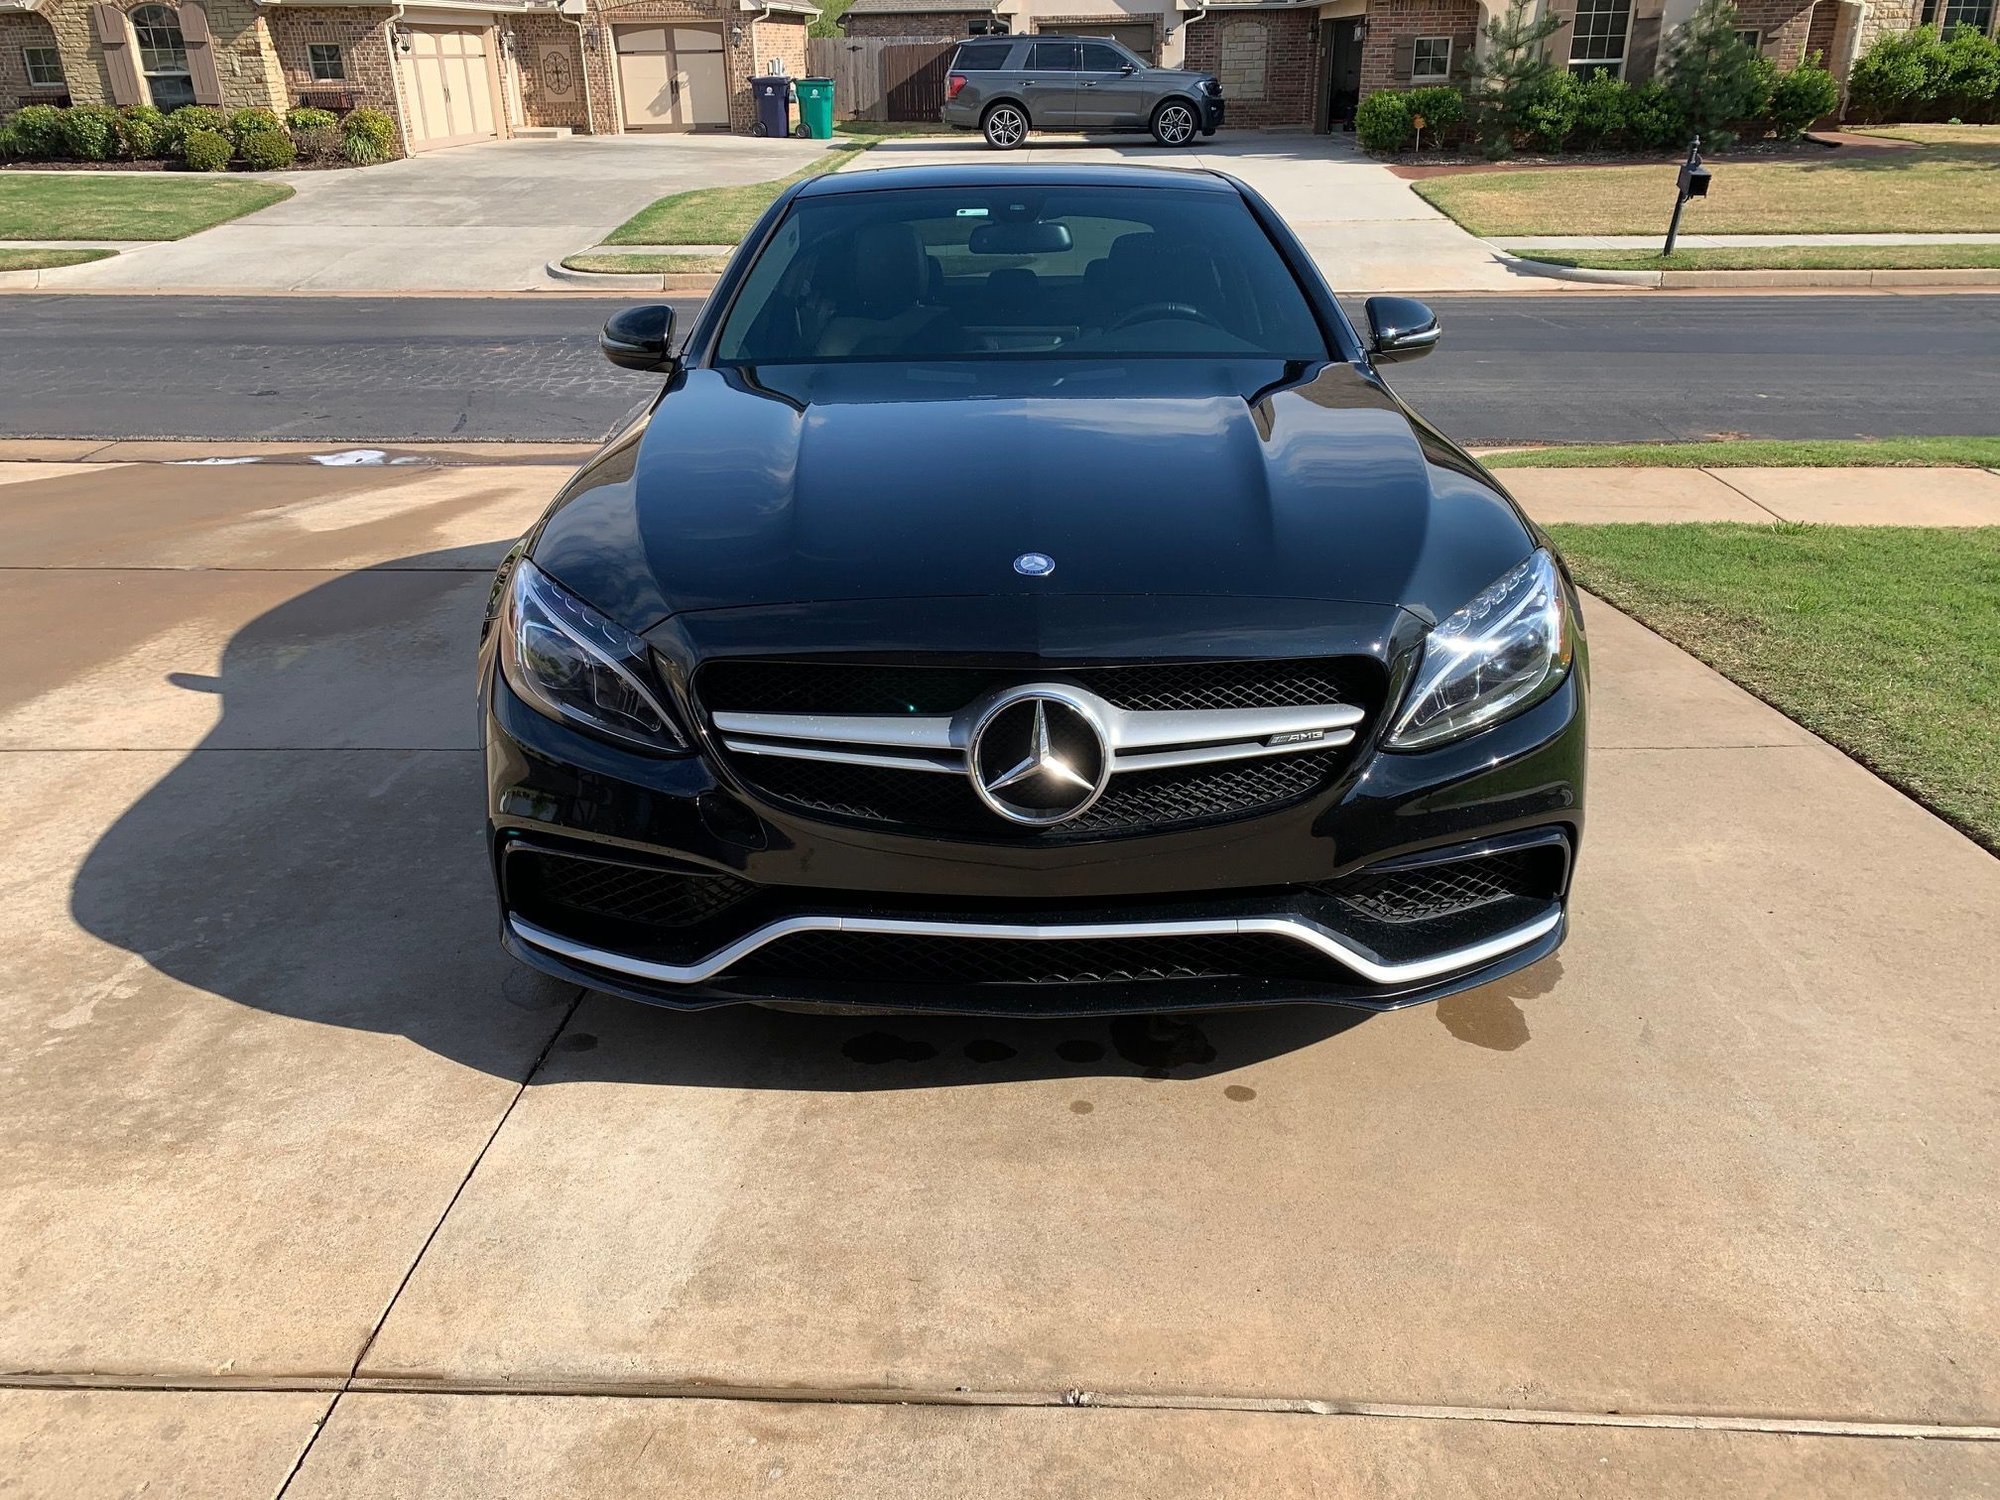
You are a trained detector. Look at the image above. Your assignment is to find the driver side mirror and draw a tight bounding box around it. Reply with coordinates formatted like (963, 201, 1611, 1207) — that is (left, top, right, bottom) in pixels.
(600, 304, 679, 373)
(1365, 296, 1440, 364)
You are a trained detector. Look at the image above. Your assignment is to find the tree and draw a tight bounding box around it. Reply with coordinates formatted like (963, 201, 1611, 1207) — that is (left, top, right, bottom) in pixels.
(1462, 0, 1564, 157)
(1662, 0, 1767, 148)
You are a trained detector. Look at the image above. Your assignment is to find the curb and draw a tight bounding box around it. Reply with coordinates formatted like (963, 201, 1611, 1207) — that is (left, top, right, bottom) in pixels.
(545, 260, 721, 294)
(1502, 254, 2000, 289)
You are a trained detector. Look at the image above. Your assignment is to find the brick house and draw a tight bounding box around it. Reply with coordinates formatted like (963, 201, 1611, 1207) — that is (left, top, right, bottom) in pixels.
(836, 0, 1985, 130)
(0, 0, 814, 153)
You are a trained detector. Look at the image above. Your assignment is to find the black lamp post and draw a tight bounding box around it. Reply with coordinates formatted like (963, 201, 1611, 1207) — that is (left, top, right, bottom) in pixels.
(1662, 136, 1712, 256)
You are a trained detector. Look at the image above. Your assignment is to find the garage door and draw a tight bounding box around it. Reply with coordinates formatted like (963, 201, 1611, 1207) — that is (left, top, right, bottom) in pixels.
(398, 25, 499, 151)
(1072, 22, 1157, 63)
(616, 24, 729, 131)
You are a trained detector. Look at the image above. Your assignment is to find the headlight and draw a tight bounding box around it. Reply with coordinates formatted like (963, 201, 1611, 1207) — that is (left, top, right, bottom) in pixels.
(1384, 549, 1573, 751)
(498, 559, 689, 753)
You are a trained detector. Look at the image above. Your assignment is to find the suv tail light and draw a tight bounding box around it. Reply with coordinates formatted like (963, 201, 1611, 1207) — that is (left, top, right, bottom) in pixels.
(946, 72, 968, 100)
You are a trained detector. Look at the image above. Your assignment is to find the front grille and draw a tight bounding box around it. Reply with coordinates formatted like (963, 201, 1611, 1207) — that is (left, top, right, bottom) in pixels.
(1332, 849, 1548, 924)
(510, 849, 755, 930)
(728, 931, 1340, 986)
(700, 657, 1380, 838)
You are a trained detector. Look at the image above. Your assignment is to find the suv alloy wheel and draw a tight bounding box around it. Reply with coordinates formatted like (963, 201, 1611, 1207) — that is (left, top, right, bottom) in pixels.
(983, 102, 1028, 149)
(1152, 100, 1198, 146)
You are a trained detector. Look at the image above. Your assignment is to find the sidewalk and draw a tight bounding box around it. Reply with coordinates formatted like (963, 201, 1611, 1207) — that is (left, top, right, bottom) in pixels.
(1499, 233, 2000, 250)
(1497, 465, 2000, 525)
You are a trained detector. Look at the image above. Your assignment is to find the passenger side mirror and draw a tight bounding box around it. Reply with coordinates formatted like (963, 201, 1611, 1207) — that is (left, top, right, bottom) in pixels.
(600, 304, 679, 373)
(1121, 61, 1139, 73)
(1365, 296, 1440, 363)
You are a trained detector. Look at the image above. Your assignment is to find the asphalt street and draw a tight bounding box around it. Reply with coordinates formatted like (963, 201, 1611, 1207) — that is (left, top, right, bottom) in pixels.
(0, 292, 1995, 445)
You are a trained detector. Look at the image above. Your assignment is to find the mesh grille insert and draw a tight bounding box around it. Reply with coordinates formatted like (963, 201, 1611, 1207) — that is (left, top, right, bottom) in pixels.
(1330, 850, 1552, 924)
(728, 931, 1341, 986)
(514, 851, 755, 930)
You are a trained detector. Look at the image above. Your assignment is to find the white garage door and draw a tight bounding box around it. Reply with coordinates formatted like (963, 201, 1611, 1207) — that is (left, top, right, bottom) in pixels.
(616, 24, 729, 131)
(398, 25, 499, 152)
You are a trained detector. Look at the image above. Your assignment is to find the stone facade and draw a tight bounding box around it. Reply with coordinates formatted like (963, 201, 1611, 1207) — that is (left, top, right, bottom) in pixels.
(34, 0, 288, 113)
(265, 5, 397, 112)
(3, 11, 68, 103)
(1183, 9, 1314, 125)
(505, 13, 588, 129)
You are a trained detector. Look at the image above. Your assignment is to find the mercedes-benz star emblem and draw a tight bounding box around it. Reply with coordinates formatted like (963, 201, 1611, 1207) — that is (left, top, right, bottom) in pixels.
(1013, 552, 1055, 577)
(968, 687, 1111, 827)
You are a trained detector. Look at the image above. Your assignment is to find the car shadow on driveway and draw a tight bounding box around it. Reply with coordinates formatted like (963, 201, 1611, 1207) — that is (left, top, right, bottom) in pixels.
(63, 538, 1548, 1092)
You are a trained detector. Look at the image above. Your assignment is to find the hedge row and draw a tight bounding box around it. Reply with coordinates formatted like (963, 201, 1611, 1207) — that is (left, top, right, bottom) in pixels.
(1848, 24, 2000, 123)
(0, 102, 398, 171)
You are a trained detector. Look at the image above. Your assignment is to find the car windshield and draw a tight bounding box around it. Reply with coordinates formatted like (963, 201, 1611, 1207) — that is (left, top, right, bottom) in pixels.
(715, 185, 1329, 365)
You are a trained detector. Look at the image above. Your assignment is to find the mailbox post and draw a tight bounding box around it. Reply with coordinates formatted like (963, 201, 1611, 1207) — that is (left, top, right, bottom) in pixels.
(1662, 136, 1712, 256)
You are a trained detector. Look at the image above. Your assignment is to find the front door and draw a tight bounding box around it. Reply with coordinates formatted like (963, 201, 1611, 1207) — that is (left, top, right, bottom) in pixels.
(616, 24, 728, 131)
(1324, 19, 1363, 130)
(1069, 39, 1148, 129)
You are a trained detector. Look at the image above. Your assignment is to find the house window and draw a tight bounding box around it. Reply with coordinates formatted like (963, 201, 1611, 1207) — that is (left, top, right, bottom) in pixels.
(130, 4, 196, 111)
(306, 41, 346, 80)
(1568, 0, 1631, 75)
(1919, 0, 1995, 28)
(1735, 27, 1762, 50)
(23, 45, 65, 86)
(1411, 36, 1452, 78)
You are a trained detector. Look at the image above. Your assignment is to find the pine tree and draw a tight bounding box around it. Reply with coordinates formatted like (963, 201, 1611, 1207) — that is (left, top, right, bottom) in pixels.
(1462, 0, 1564, 158)
(1663, 0, 1767, 149)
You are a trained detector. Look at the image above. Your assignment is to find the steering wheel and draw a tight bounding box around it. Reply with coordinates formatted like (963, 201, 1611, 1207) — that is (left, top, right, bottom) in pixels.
(1106, 301, 1221, 333)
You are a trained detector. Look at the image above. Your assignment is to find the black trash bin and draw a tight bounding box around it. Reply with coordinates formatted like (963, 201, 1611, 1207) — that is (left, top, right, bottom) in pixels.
(750, 76, 792, 139)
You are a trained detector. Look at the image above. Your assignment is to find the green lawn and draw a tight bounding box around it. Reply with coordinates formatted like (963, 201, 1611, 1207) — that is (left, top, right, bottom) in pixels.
(563, 252, 730, 274)
(0, 246, 116, 271)
(1484, 437, 2000, 469)
(1508, 244, 2000, 272)
(1414, 136, 2000, 234)
(1551, 523, 2000, 850)
(835, 121, 958, 138)
(0, 176, 294, 241)
(1849, 123, 2000, 148)
(603, 144, 870, 246)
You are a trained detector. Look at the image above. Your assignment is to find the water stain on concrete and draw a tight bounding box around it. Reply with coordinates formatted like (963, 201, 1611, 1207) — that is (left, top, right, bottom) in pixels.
(1055, 1039, 1105, 1064)
(1069, 1100, 1094, 1115)
(557, 1032, 599, 1053)
(1435, 956, 1563, 1051)
(1224, 1084, 1257, 1102)
(1109, 1016, 1218, 1071)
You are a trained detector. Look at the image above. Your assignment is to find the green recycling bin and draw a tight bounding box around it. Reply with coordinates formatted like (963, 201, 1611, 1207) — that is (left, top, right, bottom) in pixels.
(796, 77, 835, 139)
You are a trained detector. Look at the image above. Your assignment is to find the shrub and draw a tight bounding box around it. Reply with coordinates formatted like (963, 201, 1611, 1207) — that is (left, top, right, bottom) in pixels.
(0, 122, 20, 162)
(161, 104, 227, 155)
(1767, 54, 1840, 138)
(181, 127, 233, 172)
(1406, 84, 1466, 143)
(1939, 23, 2000, 121)
(1355, 89, 1414, 152)
(291, 124, 344, 162)
(56, 104, 122, 162)
(7, 104, 65, 160)
(285, 106, 339, 132)
(1663, 0, 1766, 148)
(227, 107, 283, 146)
(237, 127, 295, 170)
(1463, 0, 1563, 156)
(1524, 71, 1582, 150)
(340, 106, 397, 164)
(1573, 71, 1631, 146)
(1845, 20, 1999, 122)
(116, 104, 170, 159)
(1625, 79, 1687, 149)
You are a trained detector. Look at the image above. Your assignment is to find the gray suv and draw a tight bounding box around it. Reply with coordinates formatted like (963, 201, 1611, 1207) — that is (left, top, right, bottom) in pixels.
(940, 35, 1225, 149)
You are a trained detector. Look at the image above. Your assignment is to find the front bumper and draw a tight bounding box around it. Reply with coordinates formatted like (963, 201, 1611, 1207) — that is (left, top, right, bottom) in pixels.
(482, 661, 1585, 1016)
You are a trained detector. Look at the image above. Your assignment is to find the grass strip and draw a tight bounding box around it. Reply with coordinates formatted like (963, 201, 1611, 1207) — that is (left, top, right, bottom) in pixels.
(1484, 437, 2000, 470)
(0, 246, 116, 271)
(604, 144, 871, 246)
(1507, 244, 2000, 271)
(1552, 522, 2000, 851)
(562, 252, 730, 274)
(0, 177, 293, 240)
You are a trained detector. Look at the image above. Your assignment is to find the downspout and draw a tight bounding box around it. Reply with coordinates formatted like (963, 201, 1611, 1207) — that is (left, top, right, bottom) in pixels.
(385, 0, 415, 159)
(1175, 6, 1209, 70)
(563, 6, 599, 136)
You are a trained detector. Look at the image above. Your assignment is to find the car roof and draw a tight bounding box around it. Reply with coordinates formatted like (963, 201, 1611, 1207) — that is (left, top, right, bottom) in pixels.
(794, 163, 1239, 197)
(957, 33, 1123, 43)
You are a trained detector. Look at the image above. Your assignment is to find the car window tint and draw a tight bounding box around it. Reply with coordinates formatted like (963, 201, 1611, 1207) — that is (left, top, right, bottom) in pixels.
(716, 186, 1328, 365)
(1078, 42, 1127, 69)
(953, 41, 1012, 70)
(1027, 41, 1080, 70)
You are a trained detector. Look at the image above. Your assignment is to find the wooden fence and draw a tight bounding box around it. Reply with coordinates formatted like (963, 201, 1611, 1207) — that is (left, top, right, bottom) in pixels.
(805, 36, 955, 123)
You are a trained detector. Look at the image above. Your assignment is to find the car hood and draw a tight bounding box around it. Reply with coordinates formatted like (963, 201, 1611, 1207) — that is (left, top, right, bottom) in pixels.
(530, 359, 1534, 634)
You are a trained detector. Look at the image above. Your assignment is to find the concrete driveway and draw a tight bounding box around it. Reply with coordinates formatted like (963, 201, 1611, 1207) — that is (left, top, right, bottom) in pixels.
(1, 454, 1997, 1496)
(853, 132, 1523, 293)
(44, 135, 833, 293)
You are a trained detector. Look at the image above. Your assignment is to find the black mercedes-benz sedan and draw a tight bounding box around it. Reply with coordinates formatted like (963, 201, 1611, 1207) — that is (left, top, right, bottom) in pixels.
(479, 163, 1586, 1017)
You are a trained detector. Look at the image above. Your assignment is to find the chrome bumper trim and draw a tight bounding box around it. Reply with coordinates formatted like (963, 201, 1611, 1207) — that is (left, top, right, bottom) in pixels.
(509, 906, 1561, 991)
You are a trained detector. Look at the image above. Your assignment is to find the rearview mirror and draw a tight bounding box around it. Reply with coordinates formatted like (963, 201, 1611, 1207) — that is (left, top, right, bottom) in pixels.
(600, 304, 678, 372)
(1365, 296, 1440, 364)
(969, 221, 1074, 255)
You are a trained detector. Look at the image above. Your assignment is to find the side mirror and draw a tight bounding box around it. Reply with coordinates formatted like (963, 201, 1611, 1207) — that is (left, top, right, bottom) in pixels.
(600, 304, 678, 372)
(1120, 61, 1138, 73)
(1365, 296, 1440, 364)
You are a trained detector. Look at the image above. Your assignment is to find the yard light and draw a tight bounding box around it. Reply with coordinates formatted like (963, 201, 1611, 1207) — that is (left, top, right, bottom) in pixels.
(1662, 136, 1712, 256)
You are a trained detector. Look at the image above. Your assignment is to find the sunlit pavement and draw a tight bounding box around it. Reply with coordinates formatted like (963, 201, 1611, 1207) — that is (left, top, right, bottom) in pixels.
(0, 456, 1996, 1497)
